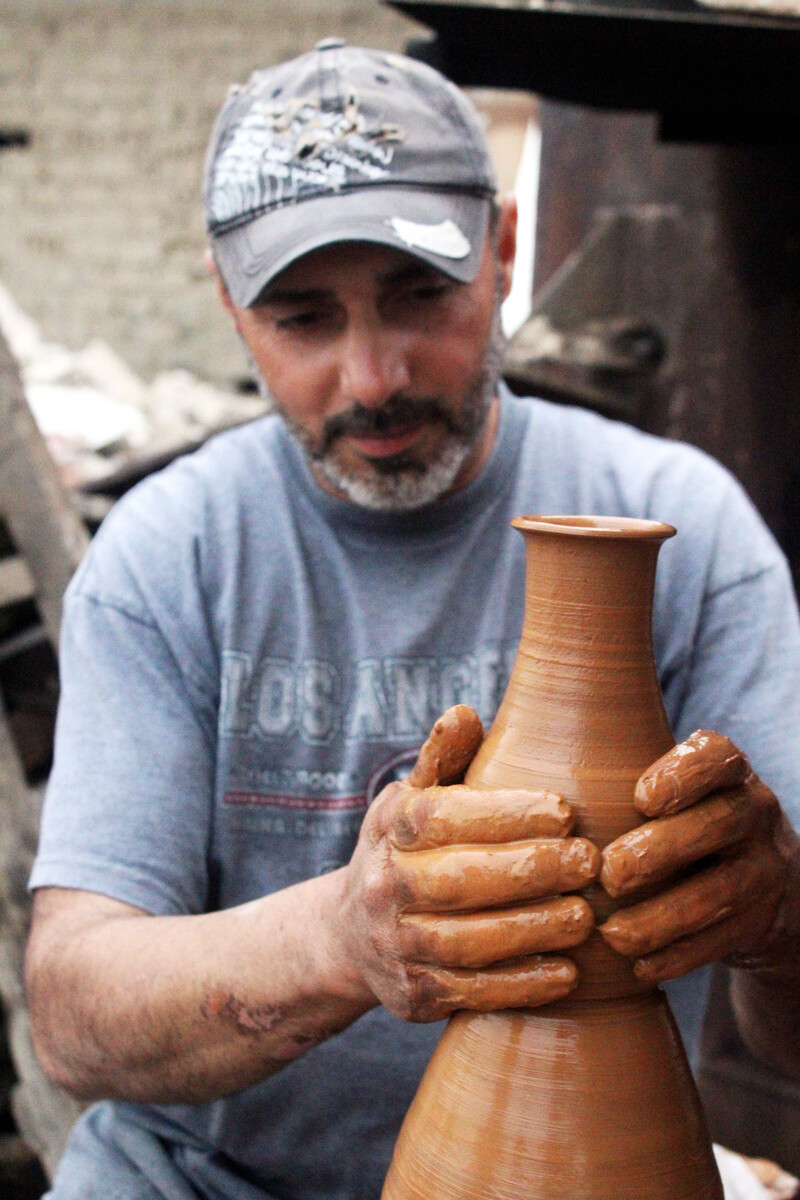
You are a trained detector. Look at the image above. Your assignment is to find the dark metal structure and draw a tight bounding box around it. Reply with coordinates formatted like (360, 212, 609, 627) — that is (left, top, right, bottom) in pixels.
(391, 0, 800, 137)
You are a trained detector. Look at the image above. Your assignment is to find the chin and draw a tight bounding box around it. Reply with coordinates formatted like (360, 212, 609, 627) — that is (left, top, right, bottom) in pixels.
(317, 440, 472, 512)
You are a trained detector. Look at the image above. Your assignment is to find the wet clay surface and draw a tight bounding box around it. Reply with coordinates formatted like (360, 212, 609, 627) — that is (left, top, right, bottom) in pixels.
(407, 706, 484, 789)
(390, 783, 575, 850)
(395, 837, 600, 913)
(600, 785, 755, 898)
(386, 995, 722, 1200)
(634, 730, 750, 817)
(400, 895, 594, 968)
(382, 516, 722, 1200)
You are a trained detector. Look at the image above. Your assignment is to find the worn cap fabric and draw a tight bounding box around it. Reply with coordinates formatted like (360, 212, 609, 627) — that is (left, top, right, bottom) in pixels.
(203, 39, 497, 307)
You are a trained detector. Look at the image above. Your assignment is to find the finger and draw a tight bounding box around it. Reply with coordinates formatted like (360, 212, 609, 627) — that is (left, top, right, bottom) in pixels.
(598, 853, 770, 957)
(407, 705, 484, 788)
(743, 1157, 800, 1196)
(395, 837, 600, 913)
(401, 896, 595, 968)
(631, 903, 777, 984)
(410, 954, 578, 1019)
(634, 730, 749, 818)
(390, 784, 574, 851)
(600, 786, 759, 899)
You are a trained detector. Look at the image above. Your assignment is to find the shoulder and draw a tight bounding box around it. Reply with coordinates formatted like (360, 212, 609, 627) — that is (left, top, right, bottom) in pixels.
(68, 414, 291, 617)
(506, 392, 782, 588)
(511, 391, 714, 483)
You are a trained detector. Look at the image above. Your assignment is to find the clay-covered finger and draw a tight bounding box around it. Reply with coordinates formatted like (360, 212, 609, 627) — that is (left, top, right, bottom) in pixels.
(395, 837, 600, 913)
(634, 730, 749, 818)
(411, 954, 578, 1019)
(600, 787, 758, 899)
(407, 705, 484, 789)
(631, 903, 777, 984)
(390, 784, 574, 851)
(401, 896, 595, 968)
(599, 854, 769, 957)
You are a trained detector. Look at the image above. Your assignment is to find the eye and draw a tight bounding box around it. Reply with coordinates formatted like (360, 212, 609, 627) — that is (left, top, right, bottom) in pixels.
(406, 279, 453, 306)
(414, 281, 450, 298)
(275, 310, 326, 330)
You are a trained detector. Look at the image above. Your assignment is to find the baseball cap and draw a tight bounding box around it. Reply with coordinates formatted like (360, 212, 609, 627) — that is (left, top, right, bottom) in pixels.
(203, 39, 498, 308)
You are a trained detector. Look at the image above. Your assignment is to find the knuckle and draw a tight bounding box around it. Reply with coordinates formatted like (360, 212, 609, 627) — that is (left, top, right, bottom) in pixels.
(404, 966, 451, 1022)
(359, 860, 392, 918)
(372, 779, 408, 822)
(390, 789, 432, 849)
(566, 836, 602, 879)
(554, 796, 576, 835)
(396, 915, 428, 960)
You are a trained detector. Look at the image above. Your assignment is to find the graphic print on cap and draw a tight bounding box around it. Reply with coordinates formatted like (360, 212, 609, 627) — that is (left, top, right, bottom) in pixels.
(387, 217, 471, 259)
(207, 91, 405, 233)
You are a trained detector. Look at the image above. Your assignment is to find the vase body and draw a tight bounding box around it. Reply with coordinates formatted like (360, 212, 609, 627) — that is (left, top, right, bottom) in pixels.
(382, 515, 723, 1200)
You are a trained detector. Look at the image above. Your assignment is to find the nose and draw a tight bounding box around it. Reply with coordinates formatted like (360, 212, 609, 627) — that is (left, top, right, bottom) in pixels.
(339, 323, 411, 409)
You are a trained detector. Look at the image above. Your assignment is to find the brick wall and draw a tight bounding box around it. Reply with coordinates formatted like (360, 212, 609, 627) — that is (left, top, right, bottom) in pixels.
(0, 1, 418, 386)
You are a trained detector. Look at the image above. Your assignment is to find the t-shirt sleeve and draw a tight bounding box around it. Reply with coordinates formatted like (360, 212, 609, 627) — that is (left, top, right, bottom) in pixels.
(671, 559, 800, 827)
(30, 472, 220, 916)
(657, 466, 800, 831)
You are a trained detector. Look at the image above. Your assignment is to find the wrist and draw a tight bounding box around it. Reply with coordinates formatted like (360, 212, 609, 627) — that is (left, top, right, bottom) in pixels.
(313, 867, 379, 1016)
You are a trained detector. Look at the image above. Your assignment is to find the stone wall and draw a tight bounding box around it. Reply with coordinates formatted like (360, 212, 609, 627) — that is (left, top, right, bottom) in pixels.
(0, 1, 420, 387)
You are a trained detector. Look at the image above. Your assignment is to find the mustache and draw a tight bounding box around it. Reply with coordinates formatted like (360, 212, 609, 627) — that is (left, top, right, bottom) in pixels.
(317, 394, 457, 456)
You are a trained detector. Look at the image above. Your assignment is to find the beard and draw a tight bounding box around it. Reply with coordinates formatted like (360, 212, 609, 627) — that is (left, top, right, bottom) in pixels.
(262, 294, 506, 513)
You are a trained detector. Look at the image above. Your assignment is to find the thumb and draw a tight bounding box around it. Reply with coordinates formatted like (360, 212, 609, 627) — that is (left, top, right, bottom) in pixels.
(407, 705, 484, 789)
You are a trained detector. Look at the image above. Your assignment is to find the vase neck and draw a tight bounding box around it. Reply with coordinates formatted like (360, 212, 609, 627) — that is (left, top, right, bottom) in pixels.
(506, 529, 674, 776)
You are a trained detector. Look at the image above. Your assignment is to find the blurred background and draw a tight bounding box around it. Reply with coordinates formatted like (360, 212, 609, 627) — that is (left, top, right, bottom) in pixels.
(0, 0, 422, 388)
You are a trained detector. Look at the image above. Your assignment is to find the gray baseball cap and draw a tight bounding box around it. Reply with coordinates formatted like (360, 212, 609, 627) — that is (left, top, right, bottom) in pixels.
(203, 39, 497, 307)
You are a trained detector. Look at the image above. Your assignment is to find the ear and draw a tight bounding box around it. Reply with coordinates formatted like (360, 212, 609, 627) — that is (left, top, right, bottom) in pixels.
(496, 194, 518, 302)
(205, 246, 238, 320)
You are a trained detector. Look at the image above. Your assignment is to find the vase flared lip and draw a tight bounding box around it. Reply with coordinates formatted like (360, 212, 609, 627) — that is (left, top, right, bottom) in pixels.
(512, 514, 677, 540)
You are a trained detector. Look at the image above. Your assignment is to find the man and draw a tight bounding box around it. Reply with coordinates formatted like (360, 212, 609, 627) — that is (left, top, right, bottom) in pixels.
(25, 39, 800, 1200)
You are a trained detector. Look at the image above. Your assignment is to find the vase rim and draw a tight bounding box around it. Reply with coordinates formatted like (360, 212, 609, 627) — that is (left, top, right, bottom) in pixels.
(512, 514, 677, 540)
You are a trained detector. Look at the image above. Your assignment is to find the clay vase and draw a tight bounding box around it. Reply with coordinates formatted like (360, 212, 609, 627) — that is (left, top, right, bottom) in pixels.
(382, 515, 723, 1200)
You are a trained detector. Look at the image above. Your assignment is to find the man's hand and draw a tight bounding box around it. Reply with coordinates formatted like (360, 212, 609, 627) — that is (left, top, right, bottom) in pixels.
(333, 705, 600, 1022)
(598, 730, 800, 986)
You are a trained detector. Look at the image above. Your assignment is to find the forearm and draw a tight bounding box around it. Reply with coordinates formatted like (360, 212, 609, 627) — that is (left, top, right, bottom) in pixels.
(730, 971, 800, 1079)
(25, 872, 375, 1105)
(730, 831, 800, 1079)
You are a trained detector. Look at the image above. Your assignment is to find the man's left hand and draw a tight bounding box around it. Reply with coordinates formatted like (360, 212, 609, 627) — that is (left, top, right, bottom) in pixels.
(598, 730, 800, 984)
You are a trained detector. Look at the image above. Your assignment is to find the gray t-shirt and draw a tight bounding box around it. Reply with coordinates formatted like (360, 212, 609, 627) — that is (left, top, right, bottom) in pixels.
(32, 388, 800, 1200)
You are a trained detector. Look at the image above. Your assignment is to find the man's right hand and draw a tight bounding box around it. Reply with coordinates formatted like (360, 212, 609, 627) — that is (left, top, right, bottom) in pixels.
(333, 705, 600, 1021)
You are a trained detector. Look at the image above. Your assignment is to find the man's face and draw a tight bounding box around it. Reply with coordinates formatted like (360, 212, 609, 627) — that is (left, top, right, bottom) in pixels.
(220, 201, 515, 510)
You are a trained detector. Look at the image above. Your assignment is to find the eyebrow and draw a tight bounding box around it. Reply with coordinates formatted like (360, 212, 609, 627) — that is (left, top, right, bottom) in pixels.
(380, 261, 446, 286)
(258, 261, 449, 307)
(257, 287, 330, 307)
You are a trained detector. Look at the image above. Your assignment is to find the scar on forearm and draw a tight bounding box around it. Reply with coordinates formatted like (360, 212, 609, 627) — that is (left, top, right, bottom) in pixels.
(202, 989, 285, 1035)
(201, 988, 329, 1053)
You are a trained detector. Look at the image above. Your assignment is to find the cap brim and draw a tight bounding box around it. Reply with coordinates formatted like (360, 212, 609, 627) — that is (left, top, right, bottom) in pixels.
(212, 187, 491, 308)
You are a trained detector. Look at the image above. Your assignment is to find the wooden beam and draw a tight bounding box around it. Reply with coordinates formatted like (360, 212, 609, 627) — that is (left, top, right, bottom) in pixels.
(0, 556, 35, 609)
(0, 695, 83, 1178)
(0, 329, 89, 646)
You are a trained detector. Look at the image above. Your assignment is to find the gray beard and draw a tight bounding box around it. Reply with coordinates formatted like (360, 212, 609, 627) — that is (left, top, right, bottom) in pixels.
(314, 435, 478, 511)
(247, 295, 505, 513)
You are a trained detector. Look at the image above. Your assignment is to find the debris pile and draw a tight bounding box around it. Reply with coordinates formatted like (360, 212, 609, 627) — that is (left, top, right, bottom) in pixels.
(0, 281, 268, 494)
